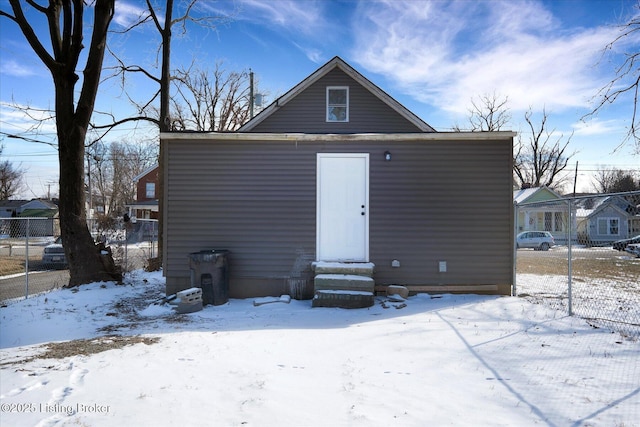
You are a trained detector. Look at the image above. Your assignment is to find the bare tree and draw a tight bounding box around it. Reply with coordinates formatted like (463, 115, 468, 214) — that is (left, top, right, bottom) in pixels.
(90, 140, 158, 217)
(513, 108, 574, 190)
(593, 167, 640, 193)
(1, 0, 121, 285)
(454, 93, 511, 132)
(171, 62, 252, 131)
(585, 2, 640, 151)
(0, 144, 26, 199)
(94, 1, 234, 268)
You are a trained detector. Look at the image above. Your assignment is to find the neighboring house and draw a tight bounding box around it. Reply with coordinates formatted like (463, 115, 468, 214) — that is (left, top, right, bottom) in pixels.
(126, 165, 159, 220)
(17, 208, 60, 236)
(576, 195, 639, 245)
(0, 200, 27, 218)
(513, 186, 571, 243)
(0, 199, 58, 217)
(161, 56, 515, 301)
(0, 199, 59, 237)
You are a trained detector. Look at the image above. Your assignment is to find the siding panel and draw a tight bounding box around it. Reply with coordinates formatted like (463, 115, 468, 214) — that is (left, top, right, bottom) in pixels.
(251, 69, 423, 133)
(165, 137, 513, 297)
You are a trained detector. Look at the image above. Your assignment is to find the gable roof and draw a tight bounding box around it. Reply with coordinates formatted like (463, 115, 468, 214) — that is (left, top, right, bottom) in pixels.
(0, 200, 29, 209)
(513, 186, 563, 204)
(239, 56, 436, 133)
(23, 199, 58, 210)
(586, 195, 636, 219)
(133, 165, 158, 183)
(0, 199, 58, 210)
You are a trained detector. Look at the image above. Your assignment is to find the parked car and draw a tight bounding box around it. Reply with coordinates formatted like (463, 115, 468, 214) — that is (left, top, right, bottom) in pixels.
(42, 236, 67, 269)
(516, 231, 555, 251)
(625, 243, 640, 258)
(612, 235, 640, 251)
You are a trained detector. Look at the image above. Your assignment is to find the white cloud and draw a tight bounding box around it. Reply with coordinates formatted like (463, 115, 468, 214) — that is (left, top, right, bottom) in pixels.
(572, 118, 622, 136)
(292, 43, 324, 64)
(113, 2, 155, 29)
(0, 59, 38, 77)
(351, 0, 623, 115)
(0, 102, 57, 142)
(238, 0, 327, 37)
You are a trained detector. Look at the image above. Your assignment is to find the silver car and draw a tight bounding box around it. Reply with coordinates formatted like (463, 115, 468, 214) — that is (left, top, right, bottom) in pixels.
(516, 231, 555, 251)
(42, 236, 67, 269)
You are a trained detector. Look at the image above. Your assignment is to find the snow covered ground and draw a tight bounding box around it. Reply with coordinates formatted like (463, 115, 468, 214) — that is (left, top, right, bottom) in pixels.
(1, 271, 638, 427)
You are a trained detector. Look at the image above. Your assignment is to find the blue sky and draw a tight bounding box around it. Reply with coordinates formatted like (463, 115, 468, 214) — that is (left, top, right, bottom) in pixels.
(1, 0, 639, 198)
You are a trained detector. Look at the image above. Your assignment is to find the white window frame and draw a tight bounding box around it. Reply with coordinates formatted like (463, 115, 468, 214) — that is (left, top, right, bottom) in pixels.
(326, 86, 349, 122)
(597, 217, 619, 235)
(146, 182, 155, 199)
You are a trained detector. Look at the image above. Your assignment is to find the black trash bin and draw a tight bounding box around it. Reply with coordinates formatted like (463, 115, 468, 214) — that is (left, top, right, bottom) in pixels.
(189, 250, 230, 306)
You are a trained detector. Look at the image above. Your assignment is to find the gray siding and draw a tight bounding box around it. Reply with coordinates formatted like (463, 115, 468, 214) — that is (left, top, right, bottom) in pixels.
(588, 206, 631, 244)
(164, 137, 513, 297)
(251, 69, 424, 134)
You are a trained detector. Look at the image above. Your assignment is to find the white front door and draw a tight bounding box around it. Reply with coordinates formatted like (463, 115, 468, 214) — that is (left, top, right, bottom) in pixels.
(317, 153, 369, 261)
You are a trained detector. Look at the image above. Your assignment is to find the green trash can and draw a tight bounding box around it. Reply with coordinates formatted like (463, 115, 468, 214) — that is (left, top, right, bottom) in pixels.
(189, 250, 230, 306)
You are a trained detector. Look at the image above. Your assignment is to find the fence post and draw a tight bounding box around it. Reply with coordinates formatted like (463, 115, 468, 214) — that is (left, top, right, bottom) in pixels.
(513, 202, 518, 296)
(25, 218, 30, 299)
(567, 199, 573, 316)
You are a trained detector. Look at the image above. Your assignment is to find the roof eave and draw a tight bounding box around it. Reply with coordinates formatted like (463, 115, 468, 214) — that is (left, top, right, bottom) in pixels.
(161, 131, 516, 142)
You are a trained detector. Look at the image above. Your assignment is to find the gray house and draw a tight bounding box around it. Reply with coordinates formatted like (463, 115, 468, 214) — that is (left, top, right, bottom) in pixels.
(577, 195, 640, 245)
(161, 57, 515, 304)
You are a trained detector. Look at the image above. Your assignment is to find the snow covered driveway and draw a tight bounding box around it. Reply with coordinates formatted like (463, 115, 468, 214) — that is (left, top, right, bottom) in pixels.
(1, 272, 638, 426)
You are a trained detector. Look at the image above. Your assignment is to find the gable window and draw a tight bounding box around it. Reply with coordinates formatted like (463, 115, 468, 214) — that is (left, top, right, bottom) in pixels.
(326, 86, 349, 122)
(597, 217, 619, 235)
(146, 182, 155, 198)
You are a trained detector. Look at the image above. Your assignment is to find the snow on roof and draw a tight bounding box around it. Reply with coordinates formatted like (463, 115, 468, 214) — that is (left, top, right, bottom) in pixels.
(513, 187, 540, 204)
(575, 208, 593, 218)
(513, 186, 563, 204)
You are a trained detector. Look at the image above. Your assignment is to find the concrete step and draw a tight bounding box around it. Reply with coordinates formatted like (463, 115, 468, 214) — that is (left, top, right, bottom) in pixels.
(312, 290, 375, 309)
(312, 261, 375, 278)
(314, 274, 375, 293)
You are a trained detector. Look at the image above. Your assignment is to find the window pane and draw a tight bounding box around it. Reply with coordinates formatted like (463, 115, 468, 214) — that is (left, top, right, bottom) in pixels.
(597, 219, 607, 234)
(610, 219, 619, 235)
(328, 106, 347, 122)
(544, 212, 552, 231)
(146, 183, 155, 198)
(329, 89, 346, 105)
(554, 212, 563, 232)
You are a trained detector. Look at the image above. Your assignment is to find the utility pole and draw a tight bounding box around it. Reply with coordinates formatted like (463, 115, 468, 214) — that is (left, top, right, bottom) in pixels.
(87, 155, 92, 220)
(249, 69, 254, 119)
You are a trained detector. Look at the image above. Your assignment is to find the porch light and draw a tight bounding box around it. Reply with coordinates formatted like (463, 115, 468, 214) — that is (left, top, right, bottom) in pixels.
(384, 151, 392, 161)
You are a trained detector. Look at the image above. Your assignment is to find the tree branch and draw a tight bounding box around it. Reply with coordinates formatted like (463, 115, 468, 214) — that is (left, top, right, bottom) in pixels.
(0, 131, 58, 148)
(4, 1, 56, 71)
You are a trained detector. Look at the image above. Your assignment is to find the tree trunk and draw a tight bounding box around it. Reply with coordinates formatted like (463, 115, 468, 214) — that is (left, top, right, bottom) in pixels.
(3, 0, 121, 285)
(52, 0, 121, 286)
(58, 118, 121, 286)
(156, 0, 174, 268)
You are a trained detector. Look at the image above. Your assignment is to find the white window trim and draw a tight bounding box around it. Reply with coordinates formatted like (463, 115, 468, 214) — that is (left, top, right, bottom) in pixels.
(597, 217, 620, 235)
(326, 86, 349, 123)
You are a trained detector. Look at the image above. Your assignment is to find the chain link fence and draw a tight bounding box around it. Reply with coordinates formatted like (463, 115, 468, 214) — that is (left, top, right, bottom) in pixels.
(514, 190, 640, 338)
(5, 192, 638, 338)
(0, 217, 158, 302)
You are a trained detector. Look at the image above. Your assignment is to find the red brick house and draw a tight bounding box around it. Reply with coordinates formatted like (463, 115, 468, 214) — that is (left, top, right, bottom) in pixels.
(127, 165, 159, 220)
